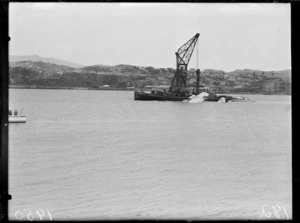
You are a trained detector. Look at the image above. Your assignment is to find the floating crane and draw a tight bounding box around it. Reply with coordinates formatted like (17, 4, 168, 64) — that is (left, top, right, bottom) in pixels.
(134, 33, 201, 101)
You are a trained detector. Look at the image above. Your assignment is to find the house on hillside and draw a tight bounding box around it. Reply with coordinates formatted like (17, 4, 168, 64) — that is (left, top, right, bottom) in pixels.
(220, 81, 227, 86)
(285, 81, 291, 95)
(232, 84, 246, 92)
(188, 78, 197, 85)
(159, 80, 169, 85)
(215, 86, 231, 93)
(263, 78, 289, 94)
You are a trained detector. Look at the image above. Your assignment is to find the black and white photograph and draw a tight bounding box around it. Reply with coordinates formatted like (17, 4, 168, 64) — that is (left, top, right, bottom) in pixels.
(5, 2, 291, 220)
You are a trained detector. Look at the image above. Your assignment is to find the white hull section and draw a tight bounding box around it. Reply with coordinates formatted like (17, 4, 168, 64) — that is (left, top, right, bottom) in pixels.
(9, 116, 26, 123)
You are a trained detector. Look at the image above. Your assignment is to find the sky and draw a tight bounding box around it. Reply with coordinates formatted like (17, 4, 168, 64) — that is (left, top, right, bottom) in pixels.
(9, 3, 291, 72)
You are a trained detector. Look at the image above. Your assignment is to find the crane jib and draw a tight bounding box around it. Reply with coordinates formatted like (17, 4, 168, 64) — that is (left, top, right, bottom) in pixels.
(170, 33, 200, 93)
(177, 33, 200, 65)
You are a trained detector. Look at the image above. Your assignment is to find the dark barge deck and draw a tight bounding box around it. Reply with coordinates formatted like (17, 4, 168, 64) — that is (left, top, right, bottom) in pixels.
(134, 90, 189, 101)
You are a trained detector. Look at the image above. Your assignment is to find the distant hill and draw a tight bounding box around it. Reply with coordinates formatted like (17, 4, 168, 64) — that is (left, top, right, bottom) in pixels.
(202, 69, 226, 75)
(274, 69, 291, 79)
(9, 55, 84, 69)
(80, 65, 114, 73)
(10, 61, 75, 74)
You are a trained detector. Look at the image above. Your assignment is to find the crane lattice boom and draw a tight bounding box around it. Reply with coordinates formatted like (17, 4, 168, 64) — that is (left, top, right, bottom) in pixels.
(176, 33, 200, 65)
(170, 33, 200, 93)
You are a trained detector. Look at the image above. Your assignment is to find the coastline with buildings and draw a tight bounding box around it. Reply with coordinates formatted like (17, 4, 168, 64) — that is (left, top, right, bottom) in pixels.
(9, 57, 291, 95)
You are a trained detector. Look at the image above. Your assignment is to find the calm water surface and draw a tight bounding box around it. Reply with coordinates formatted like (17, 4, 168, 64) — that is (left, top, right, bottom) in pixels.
(8, 89, 292, 220)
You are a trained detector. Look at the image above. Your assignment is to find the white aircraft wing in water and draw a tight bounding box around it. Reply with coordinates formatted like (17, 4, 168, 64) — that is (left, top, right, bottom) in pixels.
(218, 97, 226, 103)
(184, 92, 209, 103)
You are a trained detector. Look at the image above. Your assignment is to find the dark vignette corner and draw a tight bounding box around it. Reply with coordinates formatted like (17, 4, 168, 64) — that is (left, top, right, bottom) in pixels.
(291, 1, 299, 222)
(0, 1, 10, 223)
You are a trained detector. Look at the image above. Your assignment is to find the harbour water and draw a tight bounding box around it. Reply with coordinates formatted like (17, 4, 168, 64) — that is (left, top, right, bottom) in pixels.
(8, 89, 292, 220)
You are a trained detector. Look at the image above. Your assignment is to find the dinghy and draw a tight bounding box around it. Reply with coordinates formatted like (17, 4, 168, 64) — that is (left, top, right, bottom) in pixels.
(8, 108, 26, 123)
(9, 115, 26, 123)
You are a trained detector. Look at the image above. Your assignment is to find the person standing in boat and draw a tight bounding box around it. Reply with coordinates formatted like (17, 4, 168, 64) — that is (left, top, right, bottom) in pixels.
(14, 109, 18, 116)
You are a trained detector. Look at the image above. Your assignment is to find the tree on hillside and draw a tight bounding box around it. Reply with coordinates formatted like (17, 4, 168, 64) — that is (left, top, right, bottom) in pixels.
(213, 81, 220, 86)
(117, 82, 127, 88)
(82, 66, 111, 73)
(159, 68, 167, 74)
(145, 66, 159, 74)
(167, 68, 175, 73)
(102, 74, 119, 86)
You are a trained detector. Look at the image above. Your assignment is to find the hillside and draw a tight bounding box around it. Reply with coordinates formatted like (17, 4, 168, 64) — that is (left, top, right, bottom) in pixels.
(9, 55, 84, 68)
(9, 60, 291, 93)
(274, 69, 291, 79)
(228, 69, 291, 79)
(10, 61, 75, 75)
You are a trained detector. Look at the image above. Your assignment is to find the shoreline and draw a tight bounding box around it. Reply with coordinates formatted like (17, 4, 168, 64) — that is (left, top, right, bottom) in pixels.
(8, 85, 290, 95)
(9, 85, 133, 91)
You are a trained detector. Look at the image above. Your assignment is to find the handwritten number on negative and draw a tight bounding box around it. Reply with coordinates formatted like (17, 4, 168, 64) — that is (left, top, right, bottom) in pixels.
(14, 209, 52, 221)
(261, 204, 289, 219)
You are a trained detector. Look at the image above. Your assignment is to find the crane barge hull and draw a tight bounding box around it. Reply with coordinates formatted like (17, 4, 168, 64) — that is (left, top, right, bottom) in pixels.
(134, 90, 236, 102)
(134, 91, 189, 101)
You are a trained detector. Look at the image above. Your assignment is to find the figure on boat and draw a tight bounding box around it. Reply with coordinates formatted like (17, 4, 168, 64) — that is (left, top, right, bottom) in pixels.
(8, 108, 27, 123)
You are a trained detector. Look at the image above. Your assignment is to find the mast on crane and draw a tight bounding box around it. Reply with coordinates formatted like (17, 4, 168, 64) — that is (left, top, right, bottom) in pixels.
(170, 33, 200, 93)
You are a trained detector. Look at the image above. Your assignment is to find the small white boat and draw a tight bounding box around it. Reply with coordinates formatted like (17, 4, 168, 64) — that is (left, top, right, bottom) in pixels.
(8, 115, 26, 123)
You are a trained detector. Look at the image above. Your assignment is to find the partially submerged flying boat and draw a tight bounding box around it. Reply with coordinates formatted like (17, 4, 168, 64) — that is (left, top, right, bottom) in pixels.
(134, 33, 254, 103)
